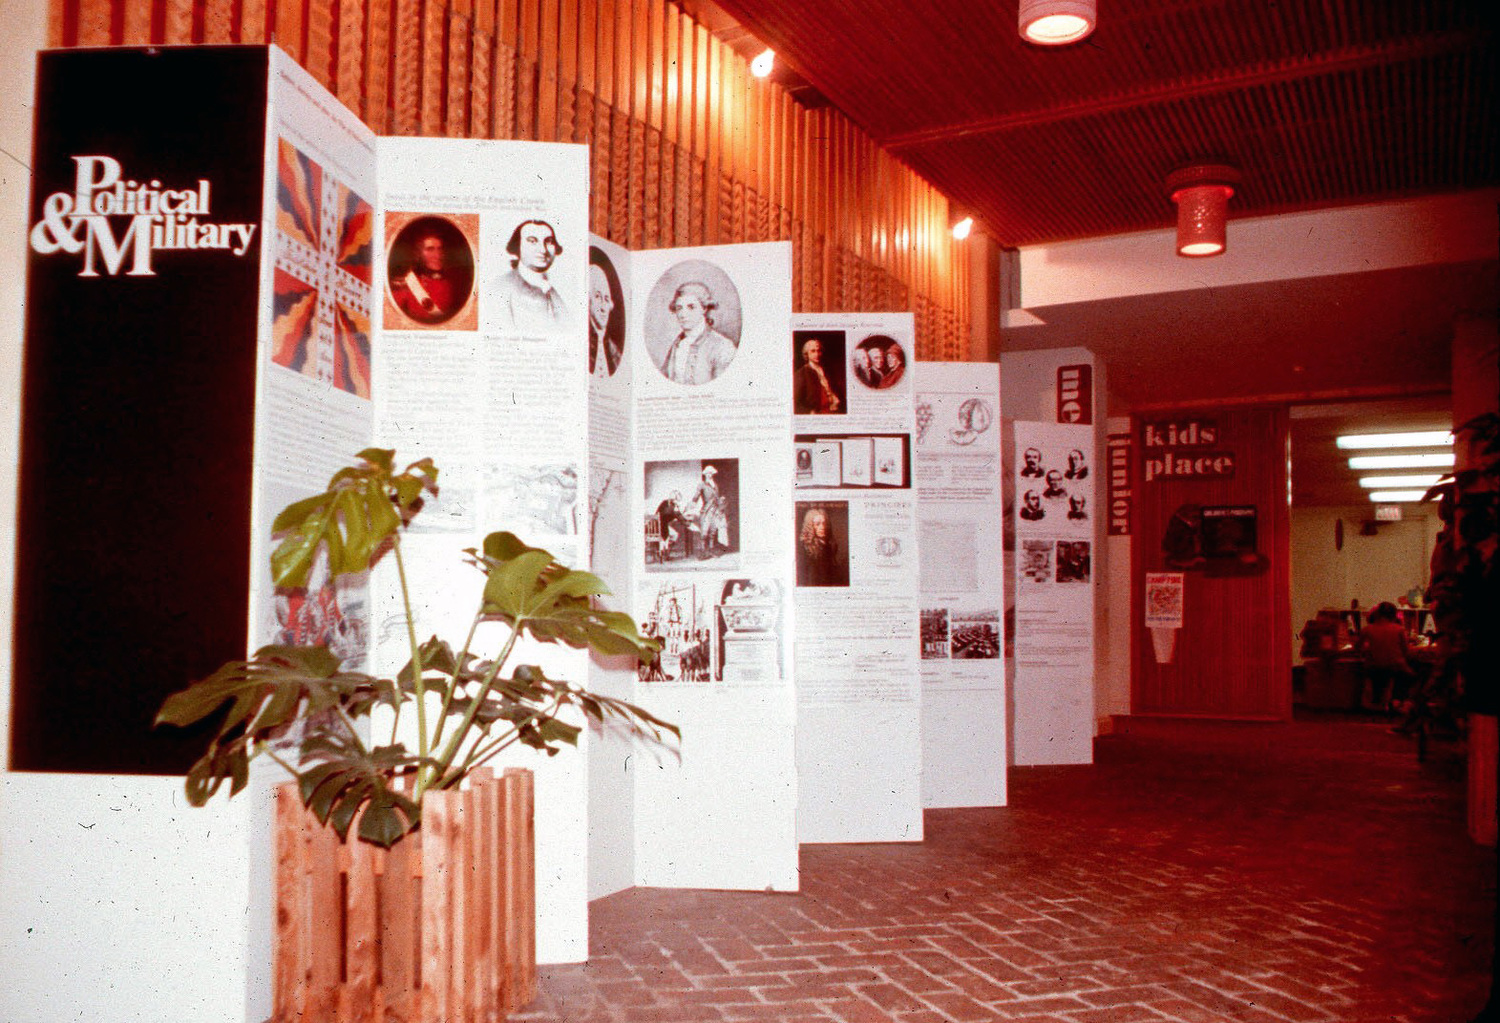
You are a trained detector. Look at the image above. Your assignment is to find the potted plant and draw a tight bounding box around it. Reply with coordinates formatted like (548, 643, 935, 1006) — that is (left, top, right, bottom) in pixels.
(155, 448, 675, 1019)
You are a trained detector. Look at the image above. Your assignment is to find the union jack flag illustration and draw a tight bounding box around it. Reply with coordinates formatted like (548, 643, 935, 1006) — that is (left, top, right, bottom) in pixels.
(272, 138, 373, 397)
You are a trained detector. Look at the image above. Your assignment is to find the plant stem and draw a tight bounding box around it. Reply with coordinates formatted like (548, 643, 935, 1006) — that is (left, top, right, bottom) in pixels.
(392, 536, 432, 795)
(429, 612, 483, 751)
(460, 690, 565, 775)
(258, 743, 300, 780)
(429, 619, 524, 784)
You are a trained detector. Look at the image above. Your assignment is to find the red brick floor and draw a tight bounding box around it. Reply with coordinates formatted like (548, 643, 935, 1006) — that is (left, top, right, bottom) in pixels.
(513, 715, 1496, 1022)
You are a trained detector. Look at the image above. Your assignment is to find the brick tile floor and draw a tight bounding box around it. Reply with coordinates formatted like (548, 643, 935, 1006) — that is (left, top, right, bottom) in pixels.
(512, 716, 1495, 1022)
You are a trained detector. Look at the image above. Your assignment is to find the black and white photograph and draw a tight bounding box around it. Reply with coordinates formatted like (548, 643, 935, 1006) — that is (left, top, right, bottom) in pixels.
(794, 501, 851, 587)
(716, 579, 783, 682)
(792, 329, 846, 414)
(385, 213, 477, 330)
(1021, 538, 1054, 584)
(644, 259, 743, 385)
(644, 458, 741, 570)
(494, 216, 569, 334)
(794, 433, 911, 489)
(1020, 489, 1046, 521)
(950, 610, 1001, 659)
(921, 607, 950, 659)
(1056, 540, 1092, 584)
(852, 334, 907, 389)
(587, 245, 625, 377)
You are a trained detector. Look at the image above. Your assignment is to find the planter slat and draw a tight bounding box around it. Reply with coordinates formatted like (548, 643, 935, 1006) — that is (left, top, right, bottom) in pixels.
(345, 836, 380, 1023)
(420, 792, 452, 1022)
(271, 771, 535, 1022)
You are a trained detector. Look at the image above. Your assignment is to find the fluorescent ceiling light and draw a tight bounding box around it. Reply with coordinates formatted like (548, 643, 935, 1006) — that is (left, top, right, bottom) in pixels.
(1336, 430, 1453, 450)
(1368, 490, 1428, 503)
(1347, 453, 1455, 470)
(1357, 475, 1442, 489)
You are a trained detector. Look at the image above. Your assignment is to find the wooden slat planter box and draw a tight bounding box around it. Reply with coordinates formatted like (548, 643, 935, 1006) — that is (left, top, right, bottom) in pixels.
(270, 767, 536, 1022)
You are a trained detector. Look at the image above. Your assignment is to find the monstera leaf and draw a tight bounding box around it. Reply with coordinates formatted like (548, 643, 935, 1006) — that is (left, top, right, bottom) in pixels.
(157, 451, 678, 848)
(296, 736, 427, 847)
(270, 449, 437, 588)
(473, 532, 661, 660)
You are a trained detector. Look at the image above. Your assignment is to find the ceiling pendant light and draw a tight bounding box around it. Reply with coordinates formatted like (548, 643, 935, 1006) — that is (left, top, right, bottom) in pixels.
(1166, 164, 1240, 257)
(1019, 0, 1096, 46)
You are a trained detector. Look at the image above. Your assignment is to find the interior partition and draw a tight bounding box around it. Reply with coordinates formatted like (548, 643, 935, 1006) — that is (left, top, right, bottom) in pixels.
(1131, 406, 1293, 719)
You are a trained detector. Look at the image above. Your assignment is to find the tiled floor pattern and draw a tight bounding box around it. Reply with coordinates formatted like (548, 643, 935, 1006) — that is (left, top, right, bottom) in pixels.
(513, 717, 1495, 1022)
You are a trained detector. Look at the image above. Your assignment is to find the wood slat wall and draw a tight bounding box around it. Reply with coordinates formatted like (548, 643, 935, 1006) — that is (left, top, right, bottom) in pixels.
(1131, 407, 1294, 720)
(48, 0, 970, 359)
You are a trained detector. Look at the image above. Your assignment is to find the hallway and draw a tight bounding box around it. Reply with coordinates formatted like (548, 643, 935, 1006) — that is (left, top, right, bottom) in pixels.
(516, 717, 1495, 1022)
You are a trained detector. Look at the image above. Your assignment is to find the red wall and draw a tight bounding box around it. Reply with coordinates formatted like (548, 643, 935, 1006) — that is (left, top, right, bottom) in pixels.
(1132, 407, 1293, 719)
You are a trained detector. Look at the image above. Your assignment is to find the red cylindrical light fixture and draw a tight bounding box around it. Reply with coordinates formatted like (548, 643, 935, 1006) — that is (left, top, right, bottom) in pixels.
(1166, 164, 1241, 257)
(1019, 0, 1096, 46)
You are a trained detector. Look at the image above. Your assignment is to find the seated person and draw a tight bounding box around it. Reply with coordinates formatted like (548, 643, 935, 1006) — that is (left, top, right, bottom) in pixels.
(1356, 601, 1413, 712)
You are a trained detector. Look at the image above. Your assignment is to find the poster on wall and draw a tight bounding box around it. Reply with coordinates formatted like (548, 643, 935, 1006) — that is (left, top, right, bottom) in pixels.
(371, 136, 589, 670)
(792, 312, 922, 845)
(915, 363, 1004, 686)
(1012, 420, 1096, 766)
(625, 241, 800, 893)
(915, 362, 1005, 809)
(629, 242, 796, 692)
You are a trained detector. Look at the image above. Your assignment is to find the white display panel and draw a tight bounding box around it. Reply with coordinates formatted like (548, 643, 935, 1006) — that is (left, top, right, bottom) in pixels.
(914, 362, 1006, 808)
(628, 242, 800, 891)
(584, 233, 638, 900)
(791, 313, 922, 844)
(374, 135, 593, 962)
(1013, 420, 1096, 765)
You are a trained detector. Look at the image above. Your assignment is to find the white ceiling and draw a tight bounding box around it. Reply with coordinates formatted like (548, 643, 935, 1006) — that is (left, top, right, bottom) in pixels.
(1000, 196, 1496, 508)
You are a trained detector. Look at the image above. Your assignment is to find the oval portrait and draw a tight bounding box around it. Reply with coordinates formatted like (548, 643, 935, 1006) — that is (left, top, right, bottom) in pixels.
(852, 334, 908, 389)
(386, 215, 476, 329)
(587, 246, 626, 377)
(644, 260, 743, 386)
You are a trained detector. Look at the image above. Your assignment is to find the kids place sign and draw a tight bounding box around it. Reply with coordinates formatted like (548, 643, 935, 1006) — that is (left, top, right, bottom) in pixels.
(1141, 418, 1236, 483)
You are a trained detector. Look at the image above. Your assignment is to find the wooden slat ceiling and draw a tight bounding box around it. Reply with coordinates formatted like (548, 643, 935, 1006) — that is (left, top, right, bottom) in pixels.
(700, 0, 1498, 246)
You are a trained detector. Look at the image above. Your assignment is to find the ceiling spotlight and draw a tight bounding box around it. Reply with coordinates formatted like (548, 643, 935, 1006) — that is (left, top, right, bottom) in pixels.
(1336, 430, 1453, 450)
(751, 49, 775, 78)
(1166, 163, 1240, 257)
(951, 217, 973, 240)
(1019, 0, 1096, 45)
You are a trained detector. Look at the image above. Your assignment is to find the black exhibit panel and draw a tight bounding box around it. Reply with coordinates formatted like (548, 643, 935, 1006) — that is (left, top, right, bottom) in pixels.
(11, 47, 271, 773)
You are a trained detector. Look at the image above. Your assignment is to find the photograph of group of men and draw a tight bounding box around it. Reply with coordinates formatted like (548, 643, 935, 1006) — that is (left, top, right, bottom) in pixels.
(1017, 444, 1090, 525)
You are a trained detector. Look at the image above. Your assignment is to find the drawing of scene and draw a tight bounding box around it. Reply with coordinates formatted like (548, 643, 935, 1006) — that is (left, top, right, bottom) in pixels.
(271, 546, 369, 672)
(1021, 538, 1054, 585)
(638, 579, 714, 683)
(484, 463, 580, 536)
(403, 480, 476, 533)
(716, 579, 783, 682)
(950, 610, 1001, 659)
(921, 608, 950, 659)
(644, 458, 741, 571)
(272, 138, 373, 398)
